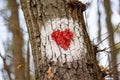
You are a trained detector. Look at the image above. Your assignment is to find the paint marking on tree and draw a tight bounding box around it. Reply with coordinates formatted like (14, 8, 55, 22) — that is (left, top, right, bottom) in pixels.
(41, 18, 87, 63)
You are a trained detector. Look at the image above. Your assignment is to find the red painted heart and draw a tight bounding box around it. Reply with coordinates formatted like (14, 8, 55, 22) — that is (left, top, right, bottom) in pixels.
(51, 29, 73, 50)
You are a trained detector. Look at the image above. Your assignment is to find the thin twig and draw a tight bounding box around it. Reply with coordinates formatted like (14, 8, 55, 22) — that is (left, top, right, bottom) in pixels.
(105, 42, 120, 50)
(97, 23, 120, 46)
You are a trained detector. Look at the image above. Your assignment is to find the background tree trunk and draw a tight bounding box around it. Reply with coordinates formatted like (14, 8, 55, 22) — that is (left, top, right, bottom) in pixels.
(97, 0, 102, 42)
(104, 0, 118, 79)
(9, 0, 26, 80)
(26, 41, 30, 80)
(20, 0, 103, 80)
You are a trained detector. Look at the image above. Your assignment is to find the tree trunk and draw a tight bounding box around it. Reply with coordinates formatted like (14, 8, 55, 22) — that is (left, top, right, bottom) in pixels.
(9, 0, 26, 80)
(104, 0, 118, 79)
(20, 0, 103, 80)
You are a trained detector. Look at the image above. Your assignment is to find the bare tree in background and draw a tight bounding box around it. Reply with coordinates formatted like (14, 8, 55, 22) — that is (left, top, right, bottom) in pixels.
(26, 41, 30, 80)
(104, 0, 118, 79)
(9, 0, 26, 80)
(97, 0, 102, 42)
(0, 53, 12, 80)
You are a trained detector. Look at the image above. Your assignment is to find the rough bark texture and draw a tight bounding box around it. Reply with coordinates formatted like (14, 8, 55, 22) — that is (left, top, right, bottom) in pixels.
(20, 0, 103, 80)
(9, 0, 26, 80)
(104, 0, 118, 80)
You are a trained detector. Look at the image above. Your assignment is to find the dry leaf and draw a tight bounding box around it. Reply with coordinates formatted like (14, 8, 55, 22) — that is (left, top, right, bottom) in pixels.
(17, 64, 22, 70)
(47, 67, 54, 79)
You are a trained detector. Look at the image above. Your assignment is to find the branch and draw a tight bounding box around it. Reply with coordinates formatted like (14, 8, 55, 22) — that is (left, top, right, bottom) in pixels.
(0, 53, 12, 80)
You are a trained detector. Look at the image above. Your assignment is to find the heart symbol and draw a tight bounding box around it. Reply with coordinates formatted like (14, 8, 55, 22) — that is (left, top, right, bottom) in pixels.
(51, 29, 73, 50)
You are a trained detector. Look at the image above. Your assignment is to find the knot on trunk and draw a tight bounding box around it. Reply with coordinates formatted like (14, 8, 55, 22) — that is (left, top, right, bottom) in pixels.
(68, 1, 86, 12)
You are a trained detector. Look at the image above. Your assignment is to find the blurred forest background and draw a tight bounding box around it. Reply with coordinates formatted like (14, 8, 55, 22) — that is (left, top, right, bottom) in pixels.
(0, 0, 120, 80)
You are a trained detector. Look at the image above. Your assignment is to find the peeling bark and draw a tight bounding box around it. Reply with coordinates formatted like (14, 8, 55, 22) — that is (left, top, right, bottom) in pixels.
(20, 0, 103, 80)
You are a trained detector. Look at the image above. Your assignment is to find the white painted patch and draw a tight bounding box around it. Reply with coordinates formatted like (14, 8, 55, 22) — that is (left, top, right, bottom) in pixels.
(41, 18, 86, 63)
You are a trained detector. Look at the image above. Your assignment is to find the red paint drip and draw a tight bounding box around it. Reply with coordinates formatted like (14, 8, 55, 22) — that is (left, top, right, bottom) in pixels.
(51, 29, 73, 50)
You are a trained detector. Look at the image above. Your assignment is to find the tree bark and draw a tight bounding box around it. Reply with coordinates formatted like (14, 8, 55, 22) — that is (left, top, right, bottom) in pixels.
(9, 0, 26, 80)
(20, 0, 103, 80)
